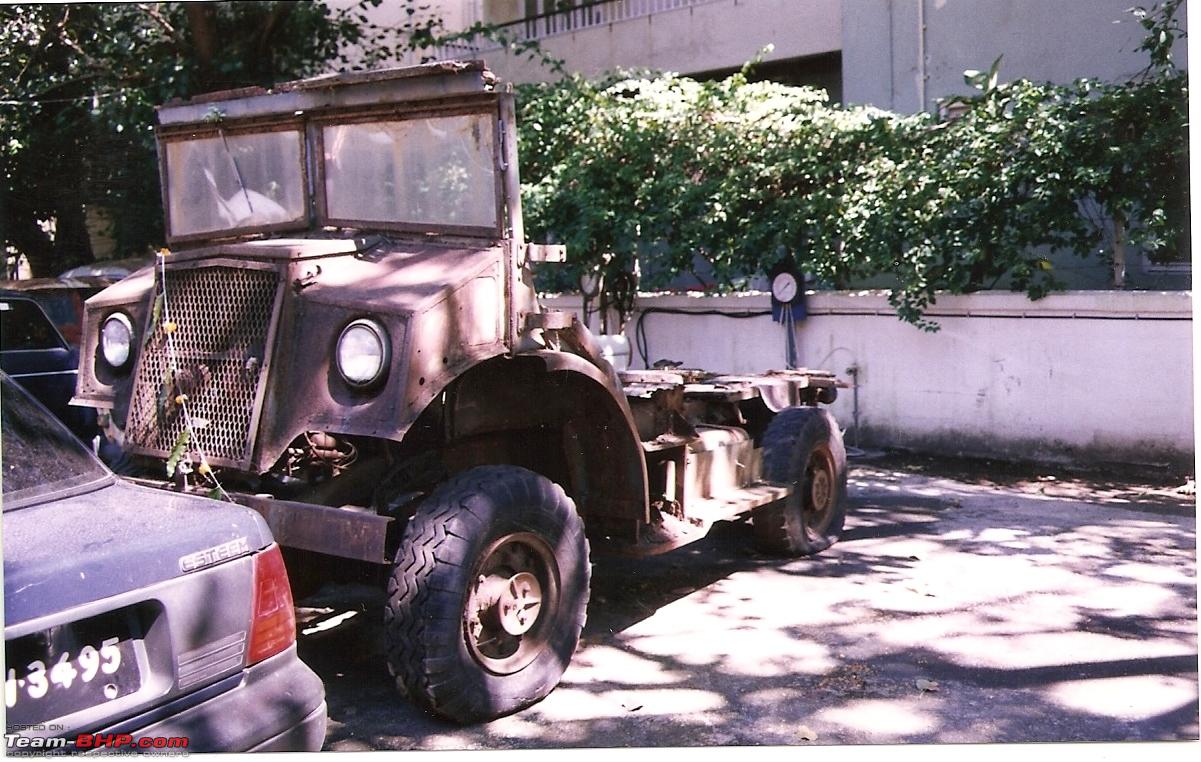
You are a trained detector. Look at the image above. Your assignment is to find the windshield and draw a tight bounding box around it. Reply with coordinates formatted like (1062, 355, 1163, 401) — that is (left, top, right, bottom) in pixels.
(322, 112, 498, 231)
(165, 128, 306, 238)
(1, 375, 109, 508)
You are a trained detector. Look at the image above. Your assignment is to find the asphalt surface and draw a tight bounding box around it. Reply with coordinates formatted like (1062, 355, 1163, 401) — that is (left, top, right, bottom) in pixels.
(294, 454, 1198, 749)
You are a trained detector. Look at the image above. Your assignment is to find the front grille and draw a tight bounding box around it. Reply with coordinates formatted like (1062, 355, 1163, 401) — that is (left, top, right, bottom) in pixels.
(125, 265, 281, 468)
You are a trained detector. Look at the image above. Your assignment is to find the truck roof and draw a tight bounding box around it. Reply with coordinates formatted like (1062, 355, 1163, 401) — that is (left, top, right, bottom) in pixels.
(156, 59, 498, 128)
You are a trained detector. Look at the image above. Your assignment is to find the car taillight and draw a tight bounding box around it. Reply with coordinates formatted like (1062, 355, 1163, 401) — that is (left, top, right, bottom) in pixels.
(247, 543, 296, 664)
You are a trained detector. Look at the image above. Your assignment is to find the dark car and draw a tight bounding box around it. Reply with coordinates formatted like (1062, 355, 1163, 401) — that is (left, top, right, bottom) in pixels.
(2, 373, 327, 752)
(0, 278, 115, 347)
(57, 257, 153, 283)
(0, 295, 95, 441)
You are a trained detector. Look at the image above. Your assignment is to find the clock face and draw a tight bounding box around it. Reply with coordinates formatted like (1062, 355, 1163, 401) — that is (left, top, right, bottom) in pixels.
(771, 271, 799, 303)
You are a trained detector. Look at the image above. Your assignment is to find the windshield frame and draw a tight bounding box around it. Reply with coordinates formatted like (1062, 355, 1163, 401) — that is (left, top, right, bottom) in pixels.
(158, 119, 311, 245)
(312, 100, 505, 239)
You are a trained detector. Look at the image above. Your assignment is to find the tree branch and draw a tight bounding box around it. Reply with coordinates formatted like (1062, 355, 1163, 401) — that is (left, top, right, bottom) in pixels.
(137, 3, 178, 41)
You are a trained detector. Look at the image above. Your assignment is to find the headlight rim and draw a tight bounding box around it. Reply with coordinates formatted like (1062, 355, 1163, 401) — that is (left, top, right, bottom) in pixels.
(336, 317, 390, 390)
(100, 311, 134, 370)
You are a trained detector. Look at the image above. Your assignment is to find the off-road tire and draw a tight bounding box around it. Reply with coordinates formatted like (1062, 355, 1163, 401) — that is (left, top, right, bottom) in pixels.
(752, 406, 848, 556)
(385, 465, 590, 723)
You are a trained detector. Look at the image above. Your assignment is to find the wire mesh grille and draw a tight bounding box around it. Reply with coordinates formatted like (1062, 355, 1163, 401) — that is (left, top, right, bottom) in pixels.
(125, 265, 280, 466)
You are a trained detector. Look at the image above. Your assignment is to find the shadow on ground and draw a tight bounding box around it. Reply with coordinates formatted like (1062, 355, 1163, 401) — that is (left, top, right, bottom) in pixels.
(296, 460, 1198, 749)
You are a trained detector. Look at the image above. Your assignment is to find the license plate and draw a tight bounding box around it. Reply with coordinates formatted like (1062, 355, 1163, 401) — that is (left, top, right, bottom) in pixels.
(4, 611, 142, 727)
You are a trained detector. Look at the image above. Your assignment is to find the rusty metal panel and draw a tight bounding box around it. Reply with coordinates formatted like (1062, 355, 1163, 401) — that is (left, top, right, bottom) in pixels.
(73, 267, 156, 409)
(157, 62, 495, 127)
(251, 243, 509, 472)
(233, 494, 393, 564)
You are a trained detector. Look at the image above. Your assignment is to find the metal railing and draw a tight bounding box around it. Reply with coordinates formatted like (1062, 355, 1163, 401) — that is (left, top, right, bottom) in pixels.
(440, 0, 724, 56)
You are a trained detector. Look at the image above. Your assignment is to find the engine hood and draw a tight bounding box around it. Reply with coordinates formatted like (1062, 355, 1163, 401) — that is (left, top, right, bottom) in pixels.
(253, 237, 512, 470)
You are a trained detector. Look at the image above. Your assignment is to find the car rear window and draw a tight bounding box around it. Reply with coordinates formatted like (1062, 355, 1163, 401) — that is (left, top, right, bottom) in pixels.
(1, 376, 108, 507)
(0, 299, 67, 351)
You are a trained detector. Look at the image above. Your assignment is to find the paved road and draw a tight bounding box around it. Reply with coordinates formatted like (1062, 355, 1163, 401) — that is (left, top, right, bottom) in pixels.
(295, 456, 1197, 749)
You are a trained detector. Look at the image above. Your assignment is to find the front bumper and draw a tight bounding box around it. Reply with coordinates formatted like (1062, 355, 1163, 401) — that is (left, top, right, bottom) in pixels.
(86, 645, 327, 753)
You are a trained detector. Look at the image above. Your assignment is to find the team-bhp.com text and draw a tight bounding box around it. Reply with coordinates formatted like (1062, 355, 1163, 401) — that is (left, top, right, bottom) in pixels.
(6, 732, 189, 753)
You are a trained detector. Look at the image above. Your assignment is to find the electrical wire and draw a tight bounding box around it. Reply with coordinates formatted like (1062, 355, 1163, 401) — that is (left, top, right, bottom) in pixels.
(634, 306, 770, 369)
(0, 89, 133, 106)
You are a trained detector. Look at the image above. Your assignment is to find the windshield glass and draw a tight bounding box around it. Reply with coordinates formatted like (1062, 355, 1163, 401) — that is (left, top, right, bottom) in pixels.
(323, 112, 498, 230)
(165, 129, 306, 237)
(1, 376, 108, 508)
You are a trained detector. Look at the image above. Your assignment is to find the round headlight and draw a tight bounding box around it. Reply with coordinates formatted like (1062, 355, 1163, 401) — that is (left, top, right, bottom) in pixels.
(101, 312, 134, 369)
(336, 319, 389, 388)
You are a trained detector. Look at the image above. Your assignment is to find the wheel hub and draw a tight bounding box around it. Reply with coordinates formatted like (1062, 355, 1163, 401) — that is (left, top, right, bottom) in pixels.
(811, 467, 832, 511)
(498, 571, 543, 635)
(463, 532, 559, 675)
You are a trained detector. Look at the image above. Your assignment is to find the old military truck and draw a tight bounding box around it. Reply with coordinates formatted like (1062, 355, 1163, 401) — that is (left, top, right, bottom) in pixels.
(73, 61, 848, 724)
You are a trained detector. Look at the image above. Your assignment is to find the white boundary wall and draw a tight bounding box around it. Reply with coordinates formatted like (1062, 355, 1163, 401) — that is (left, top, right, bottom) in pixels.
(543, 290, 1194, 467)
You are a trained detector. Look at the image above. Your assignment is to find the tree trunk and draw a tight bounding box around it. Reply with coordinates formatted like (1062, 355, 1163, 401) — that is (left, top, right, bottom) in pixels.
(2, 204, 55, 278)
(45, 202, 93, 277)
(250, 2, 295, 82)
(185, 3, 220, 91)
(1112, 211, 1127, 288)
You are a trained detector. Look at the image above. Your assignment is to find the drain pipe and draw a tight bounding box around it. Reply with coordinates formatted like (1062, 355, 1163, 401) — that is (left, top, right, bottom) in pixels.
(917, 0, 928, 112)
(846, 364, 861, 449)
(1112, 212, 1128, 288)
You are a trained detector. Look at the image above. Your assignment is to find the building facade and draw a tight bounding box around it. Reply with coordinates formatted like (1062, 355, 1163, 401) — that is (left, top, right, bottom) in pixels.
(359, 0, 1185, 104)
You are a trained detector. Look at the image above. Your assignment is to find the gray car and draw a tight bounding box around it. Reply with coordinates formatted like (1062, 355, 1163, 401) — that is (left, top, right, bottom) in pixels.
(2, 373, 327, 752)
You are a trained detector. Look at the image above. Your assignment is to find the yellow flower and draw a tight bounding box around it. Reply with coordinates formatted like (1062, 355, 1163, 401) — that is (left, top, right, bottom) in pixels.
(198, 462, 212, 476)
(158, 247, 171, 258)
(162, 321, 177, 334)
(174, 394, 187, 405)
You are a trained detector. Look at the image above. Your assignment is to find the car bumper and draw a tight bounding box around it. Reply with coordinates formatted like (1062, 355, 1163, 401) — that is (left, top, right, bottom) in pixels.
(87, 645, 327, 753)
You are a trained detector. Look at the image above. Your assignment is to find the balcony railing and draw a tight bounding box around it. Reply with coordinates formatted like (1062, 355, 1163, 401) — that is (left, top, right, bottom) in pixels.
(429, 0, 724, 58)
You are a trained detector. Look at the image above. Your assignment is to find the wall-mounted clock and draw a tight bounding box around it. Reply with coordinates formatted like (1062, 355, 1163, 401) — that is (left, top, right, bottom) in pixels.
(767, 257, 806, 322)
(771, 270, 799, 304)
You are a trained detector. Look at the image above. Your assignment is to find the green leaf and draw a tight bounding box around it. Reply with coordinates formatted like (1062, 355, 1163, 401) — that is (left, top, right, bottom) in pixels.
(144, 293, 163, 349)
(155, 367, 173, 430)
(165, 429, 190, 478)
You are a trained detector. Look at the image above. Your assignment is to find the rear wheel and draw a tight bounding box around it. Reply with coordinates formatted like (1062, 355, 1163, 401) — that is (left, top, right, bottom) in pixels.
(753, 406, 847, 556)
(385, 465, 590, 723)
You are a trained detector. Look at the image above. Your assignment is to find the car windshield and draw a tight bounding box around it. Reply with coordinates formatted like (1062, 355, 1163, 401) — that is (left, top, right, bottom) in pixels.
(164, 128, 306, 237)
(322, 112, 498, 230)
(1, 375, 108, 508)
